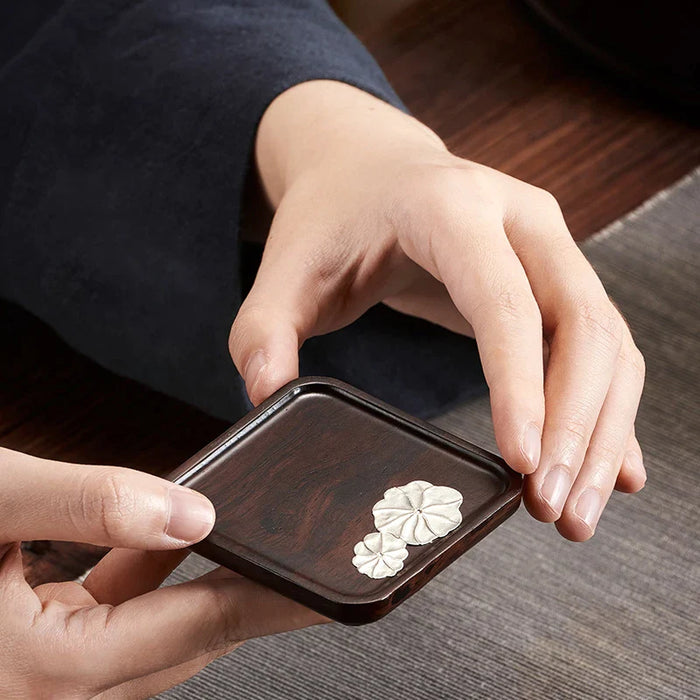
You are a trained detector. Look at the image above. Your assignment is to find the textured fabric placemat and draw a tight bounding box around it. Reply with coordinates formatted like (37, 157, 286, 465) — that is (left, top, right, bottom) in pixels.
(162, 169, 700, 700)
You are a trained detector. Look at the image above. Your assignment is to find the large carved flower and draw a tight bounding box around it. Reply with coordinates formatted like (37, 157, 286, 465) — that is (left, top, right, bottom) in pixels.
(352, 532, 409, 579)
(372, 480, 463, 545)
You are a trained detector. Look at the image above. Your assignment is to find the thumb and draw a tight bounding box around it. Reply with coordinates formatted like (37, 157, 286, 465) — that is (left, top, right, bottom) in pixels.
(229, 301, 303, 407)
(0, 448, 215, 549)
(231, 202, 384, 405)
(229, 216, 324, 406)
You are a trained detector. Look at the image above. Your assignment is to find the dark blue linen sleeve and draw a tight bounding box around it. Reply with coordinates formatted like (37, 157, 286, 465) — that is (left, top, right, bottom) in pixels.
(0, 0, 484, 422)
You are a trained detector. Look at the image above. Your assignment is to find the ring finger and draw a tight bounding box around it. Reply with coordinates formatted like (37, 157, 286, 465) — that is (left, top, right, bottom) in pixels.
(554, 332, 645, 540)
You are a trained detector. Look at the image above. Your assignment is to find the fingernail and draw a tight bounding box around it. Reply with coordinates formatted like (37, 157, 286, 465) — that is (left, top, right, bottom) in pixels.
(166, 488, 216, 543)
(244, 350, 267, 394)
(521, 423, 542, 471)
(540, 466, 570, 515)
(575, 488, 603, 533)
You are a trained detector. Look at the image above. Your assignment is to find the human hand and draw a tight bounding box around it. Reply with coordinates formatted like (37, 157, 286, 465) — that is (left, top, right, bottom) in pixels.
(230, 80, 646, 542)
(0, 447, 322, 698)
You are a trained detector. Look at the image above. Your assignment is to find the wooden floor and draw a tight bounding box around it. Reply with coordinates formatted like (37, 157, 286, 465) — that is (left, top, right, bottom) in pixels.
(4, 0, 699, 585)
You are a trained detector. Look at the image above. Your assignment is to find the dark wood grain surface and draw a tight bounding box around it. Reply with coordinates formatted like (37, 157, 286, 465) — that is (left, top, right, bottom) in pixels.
(2, 0, 698, 586)
(172, 379, 521, 624)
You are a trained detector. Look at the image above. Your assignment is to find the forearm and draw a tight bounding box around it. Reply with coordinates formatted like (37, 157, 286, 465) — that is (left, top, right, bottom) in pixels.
(0, 0, 406, 423)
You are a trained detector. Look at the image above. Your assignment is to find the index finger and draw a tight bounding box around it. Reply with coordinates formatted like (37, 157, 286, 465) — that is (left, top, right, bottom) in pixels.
(73, 573, 325, 688)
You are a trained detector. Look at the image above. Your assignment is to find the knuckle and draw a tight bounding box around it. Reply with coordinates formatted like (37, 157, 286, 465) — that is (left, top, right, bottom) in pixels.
(88, 602, 117, 636)
(30, 605, 115, 685)
(203, 586, 243, 651)
(462, 171, 505, 217)
(572, 298, 624, 350)
(533, 186, 562, 212)
(491, 288, 521, 320)
(228, 304, 274, 366)
(402, 169, 461, 219)
(561, 419, 589, 445)
(587, 438, 623, 469)
(525, 186, 569, 235)
(483, 285, 541, 327)
(229, 305, 259, 350)
(393, 166, 503, 269)
(525, 185, 565, 222)
(413, 166, 498, 216)
(65, 605, 117, 676)
(82, 470, 139, 544)
(556, 405, 593, 447)
(305, 229, 361, 292)
(231, 301, 268, 332)
(461, 167, 496, 200)
(99, 473, 138, 542)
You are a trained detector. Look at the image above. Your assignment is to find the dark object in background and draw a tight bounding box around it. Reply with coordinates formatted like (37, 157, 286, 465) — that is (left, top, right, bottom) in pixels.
(170, 377, 522, 625)
(524, 0, 700, 108)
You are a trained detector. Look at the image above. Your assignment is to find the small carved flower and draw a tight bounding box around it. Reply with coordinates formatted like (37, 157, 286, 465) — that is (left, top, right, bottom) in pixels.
(373, 480, 463, 545)
(352, 532, 409, 579)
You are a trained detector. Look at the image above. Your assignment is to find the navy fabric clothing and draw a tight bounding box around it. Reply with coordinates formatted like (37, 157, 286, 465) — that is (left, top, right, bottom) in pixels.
(0, 0, 485, 423)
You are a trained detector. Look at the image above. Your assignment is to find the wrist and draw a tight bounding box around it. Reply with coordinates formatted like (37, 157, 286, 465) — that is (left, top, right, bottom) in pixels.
(255, 80, 443, 207)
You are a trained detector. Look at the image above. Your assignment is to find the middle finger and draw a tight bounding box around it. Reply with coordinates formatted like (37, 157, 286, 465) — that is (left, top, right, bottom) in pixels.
(84, 549, 189, 605)
(525, 291, 624, 521)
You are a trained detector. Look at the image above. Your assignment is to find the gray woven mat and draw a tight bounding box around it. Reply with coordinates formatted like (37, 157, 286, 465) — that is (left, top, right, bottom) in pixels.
(163, 170, 700, 700)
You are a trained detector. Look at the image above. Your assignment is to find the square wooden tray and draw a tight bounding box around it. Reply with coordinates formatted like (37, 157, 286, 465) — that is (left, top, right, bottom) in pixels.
(169, 377, 521, 624)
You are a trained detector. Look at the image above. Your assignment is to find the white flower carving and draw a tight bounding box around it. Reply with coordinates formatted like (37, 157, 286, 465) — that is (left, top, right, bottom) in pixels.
(372, 480, 463, 545)
(352, 532, 409, 579)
